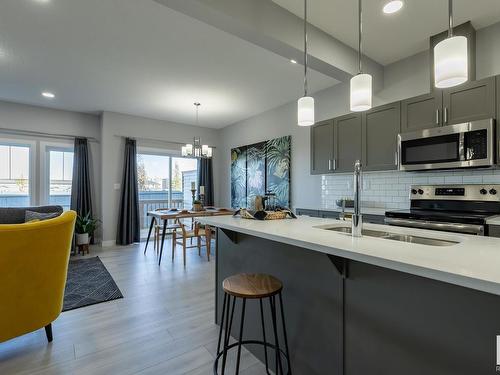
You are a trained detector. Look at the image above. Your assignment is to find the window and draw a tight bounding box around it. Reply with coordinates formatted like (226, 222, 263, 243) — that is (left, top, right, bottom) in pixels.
(48, 148, 74, 210)
(0, 143, 31, 207)
(137, 151, 198, 232)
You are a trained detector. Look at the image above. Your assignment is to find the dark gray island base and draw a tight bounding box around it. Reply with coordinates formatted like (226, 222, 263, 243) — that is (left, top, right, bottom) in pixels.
(215, 228, 500, 375)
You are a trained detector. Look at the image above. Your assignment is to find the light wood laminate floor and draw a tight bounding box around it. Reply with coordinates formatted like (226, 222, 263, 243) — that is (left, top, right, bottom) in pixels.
(0, 240, 266, 375)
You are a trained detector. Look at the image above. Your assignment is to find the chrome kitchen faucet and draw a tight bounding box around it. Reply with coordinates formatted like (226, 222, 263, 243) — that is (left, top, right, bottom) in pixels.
(352, 160, 363, 237)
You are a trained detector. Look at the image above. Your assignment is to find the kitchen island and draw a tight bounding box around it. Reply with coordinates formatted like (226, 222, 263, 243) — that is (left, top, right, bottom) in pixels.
(200, 215, 500, 375)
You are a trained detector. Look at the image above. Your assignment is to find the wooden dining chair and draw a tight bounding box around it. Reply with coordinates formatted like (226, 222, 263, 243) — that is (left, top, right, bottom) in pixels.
(172, 218, 211, 266)
(153, 208, 182, 258)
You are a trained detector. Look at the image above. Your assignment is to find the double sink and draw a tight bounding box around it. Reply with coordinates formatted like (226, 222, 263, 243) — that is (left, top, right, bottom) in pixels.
(318, 225, 459, 247)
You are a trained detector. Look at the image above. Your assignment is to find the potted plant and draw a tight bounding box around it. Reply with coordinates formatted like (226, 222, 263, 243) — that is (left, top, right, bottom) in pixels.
(192, 200, 203, 212)
(75, 213, 100, 245)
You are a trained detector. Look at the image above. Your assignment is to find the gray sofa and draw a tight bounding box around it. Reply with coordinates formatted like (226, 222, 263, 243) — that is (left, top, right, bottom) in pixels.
(0, 206, 64, 224)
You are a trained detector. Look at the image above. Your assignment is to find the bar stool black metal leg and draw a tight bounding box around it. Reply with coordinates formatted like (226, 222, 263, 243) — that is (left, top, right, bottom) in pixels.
(144, 217, 155, 254)
(259, 299, 270, 373)
(279, 292, 291, 375)
(270, 296, 284, 375)
(216, 293, 228, 356)
(235, 298, 247, 374)
(221, 295, 236, 375)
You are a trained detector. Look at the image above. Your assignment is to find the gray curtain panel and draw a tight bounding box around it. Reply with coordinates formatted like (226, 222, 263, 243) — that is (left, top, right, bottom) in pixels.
(197, 158, 214, 206)
(117, 138, 140, 245)
(71, 138, 93, 216)
(71, 137, 94, 242)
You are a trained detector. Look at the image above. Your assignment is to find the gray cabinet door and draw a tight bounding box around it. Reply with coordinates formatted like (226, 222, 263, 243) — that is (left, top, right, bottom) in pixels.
(443, 76, 496, 125)
(401, 92, 442, 132)
(310, 120, 334, 175)
(334, 113, 362, 172)
(497, 76, 500, 164)
(362, 102, 401, 171)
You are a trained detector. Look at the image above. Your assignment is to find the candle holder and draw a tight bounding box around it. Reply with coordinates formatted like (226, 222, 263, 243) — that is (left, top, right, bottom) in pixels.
(200, 193, 205, 208)
(191, 189, 196, 205)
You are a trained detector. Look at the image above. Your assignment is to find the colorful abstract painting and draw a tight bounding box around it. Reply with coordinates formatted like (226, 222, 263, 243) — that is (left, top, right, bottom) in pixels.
(266, 136, 291, 208)
(230, 147, 247, 209)
(246, 142, 266, 209)
(230, 135, 291, 209)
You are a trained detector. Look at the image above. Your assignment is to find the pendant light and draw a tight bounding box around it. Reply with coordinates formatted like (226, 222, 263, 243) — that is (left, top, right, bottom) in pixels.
(350, 0, 372, 112)
(297, 0, 315, 126)
(434, 0, 468, 88)
(181, 103, 213, 158)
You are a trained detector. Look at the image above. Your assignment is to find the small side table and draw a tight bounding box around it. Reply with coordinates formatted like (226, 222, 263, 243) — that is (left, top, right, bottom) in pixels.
(77, 243, 90, 256)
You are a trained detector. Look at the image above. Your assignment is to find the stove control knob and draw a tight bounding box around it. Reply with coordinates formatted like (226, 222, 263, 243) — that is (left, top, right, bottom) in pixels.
(480, 188, 488, 195)
(418, 189, 424, 195)
(489, 189, 497, 195)
(411, 189, 418, 195)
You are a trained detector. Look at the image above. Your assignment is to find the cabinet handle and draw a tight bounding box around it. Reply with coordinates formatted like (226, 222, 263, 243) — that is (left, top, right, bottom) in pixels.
(328, 159, 332, 171)
(444, 107, 448, 124)
(333, 158, 337, 170)
(394, 150, 399, 166)
(435, 109, 440, 125)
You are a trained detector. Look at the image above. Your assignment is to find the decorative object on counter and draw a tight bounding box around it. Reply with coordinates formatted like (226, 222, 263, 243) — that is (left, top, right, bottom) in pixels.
(254, 196, 265, 211)
(350, 0, 372, 112)
(297, 0, 315, 126)
(192, 200, 203, 212)
(233, 208, 297, 221)
(231, 135, 291, 209)
(181, 103, 213, 158)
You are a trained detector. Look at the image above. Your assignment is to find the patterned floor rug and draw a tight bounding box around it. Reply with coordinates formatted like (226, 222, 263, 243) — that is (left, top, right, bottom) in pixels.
(63, 256, 123, 312)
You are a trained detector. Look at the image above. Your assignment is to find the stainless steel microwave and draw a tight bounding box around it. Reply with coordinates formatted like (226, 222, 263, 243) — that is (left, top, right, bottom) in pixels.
(398, 119, 496, 171)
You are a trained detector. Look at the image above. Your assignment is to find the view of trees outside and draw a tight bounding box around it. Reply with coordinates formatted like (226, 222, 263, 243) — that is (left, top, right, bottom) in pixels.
(137, 154, 170, 192)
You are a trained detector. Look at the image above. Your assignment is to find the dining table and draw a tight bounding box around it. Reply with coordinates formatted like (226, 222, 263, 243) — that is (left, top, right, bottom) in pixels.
(145, 207, 234, 264)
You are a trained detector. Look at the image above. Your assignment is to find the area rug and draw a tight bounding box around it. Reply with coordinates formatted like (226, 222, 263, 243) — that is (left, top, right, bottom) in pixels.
(63, 256, 123, 312)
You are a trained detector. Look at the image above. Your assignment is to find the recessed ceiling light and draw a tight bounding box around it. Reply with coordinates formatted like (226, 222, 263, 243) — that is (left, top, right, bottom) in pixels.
(383, 1, 404, 14)
(42, 91, 55, 99)
(290, 59, 297, 64)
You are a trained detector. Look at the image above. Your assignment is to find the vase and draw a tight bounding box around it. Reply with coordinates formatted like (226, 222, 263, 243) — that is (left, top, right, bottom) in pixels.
(76, 233, 89, 245)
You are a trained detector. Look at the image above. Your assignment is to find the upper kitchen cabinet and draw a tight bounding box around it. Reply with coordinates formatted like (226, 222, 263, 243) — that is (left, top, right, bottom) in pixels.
(401, 92, 443, 132)
(442, 76, 496, 125)
(362, 102, 401, 171)
(333, 113, 362, 172)
(310, 119, 334, 175)
(497, 76, 500, 164)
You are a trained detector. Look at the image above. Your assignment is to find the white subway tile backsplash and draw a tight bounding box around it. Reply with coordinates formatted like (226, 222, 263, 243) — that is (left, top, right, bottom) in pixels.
(321, 169, 500, 210)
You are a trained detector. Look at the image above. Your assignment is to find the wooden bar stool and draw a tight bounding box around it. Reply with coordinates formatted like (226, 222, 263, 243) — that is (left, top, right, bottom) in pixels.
(214, 273, 291, 375)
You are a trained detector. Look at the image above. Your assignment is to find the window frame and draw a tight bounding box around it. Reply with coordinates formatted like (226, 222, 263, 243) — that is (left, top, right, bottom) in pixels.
(40, 140, 74, 208)
(0, 137, 37, 206)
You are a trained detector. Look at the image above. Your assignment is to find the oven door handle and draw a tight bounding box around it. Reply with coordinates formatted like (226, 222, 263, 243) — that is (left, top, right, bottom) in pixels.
(384, 217, 484, 235)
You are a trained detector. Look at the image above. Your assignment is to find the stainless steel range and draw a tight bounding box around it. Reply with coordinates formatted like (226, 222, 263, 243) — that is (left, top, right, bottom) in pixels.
(385, 184, 500, 236)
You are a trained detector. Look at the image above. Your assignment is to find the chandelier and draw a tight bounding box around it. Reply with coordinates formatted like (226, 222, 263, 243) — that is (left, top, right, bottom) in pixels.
(181, 102, 213, 158)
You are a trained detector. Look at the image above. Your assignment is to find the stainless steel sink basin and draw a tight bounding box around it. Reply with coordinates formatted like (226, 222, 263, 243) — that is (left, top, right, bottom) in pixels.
(322, 226, 459, 246)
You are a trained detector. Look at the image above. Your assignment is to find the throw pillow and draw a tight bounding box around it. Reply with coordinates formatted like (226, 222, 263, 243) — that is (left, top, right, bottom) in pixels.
(25, 210, 60, 223)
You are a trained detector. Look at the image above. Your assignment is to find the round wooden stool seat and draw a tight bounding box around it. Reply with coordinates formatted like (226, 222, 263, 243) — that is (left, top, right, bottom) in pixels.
(222, 273, 283, 299)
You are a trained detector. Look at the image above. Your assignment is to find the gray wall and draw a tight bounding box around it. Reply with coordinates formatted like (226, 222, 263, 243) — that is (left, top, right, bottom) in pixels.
(100, 111, 220, 245)
(218, 21, 500, 209)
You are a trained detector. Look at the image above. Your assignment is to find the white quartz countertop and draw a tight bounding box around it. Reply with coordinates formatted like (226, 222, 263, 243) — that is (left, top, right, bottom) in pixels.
(487, 216, 500, 225)
(199, 215, 500, 296)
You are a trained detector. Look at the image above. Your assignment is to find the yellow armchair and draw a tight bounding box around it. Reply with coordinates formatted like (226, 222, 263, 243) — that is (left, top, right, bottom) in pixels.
(0, 210, 76, 343)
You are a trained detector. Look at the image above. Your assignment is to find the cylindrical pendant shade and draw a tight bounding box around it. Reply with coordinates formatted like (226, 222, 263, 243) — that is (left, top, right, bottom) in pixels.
(434, 35, 468, 88)
(350, 73, 372, 112)
(297, 96, 315, 126)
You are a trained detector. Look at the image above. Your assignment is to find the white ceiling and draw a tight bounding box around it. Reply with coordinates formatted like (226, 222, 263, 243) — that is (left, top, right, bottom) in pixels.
(272, 0, 500, 65)
(0, 0, 337, 128)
